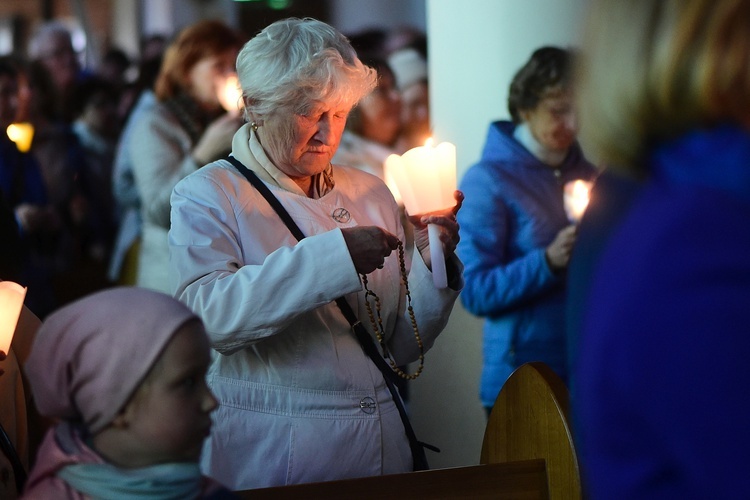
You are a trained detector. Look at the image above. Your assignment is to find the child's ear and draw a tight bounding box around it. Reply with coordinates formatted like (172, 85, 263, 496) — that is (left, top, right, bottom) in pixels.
(111, 398, 139, 429)
(109, 410, 130, 429)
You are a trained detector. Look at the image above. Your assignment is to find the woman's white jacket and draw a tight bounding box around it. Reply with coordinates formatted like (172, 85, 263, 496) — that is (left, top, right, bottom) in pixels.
(168, 125, 462, 490)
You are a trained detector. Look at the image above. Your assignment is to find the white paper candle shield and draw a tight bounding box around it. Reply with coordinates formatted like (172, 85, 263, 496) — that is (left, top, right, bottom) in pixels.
(0, 281, 27, 355)
(385, 140, 457, 215)
(385, 140, 457, 288)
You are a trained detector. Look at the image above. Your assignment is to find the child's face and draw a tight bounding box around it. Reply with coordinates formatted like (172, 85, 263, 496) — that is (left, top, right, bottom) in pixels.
(121, 320, 217, 465)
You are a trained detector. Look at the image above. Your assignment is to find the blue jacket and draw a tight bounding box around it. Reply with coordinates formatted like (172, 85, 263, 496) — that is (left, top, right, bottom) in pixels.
(457, 120, 595, 407)
(576, 124, 750, 498)
(0, 135, 47, 209)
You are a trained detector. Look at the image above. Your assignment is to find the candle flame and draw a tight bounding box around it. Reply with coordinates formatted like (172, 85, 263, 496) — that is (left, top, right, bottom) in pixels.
(424, 137, 434, 148)
(563, 179, 592, 223)
(6, 122, 34, 152)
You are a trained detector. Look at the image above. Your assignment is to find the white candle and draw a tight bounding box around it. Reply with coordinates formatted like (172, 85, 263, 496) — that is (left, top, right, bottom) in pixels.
(563, 180, 592, 223)
(218, 74, 243, 116)
(0, 281, 27, 356)
(385, 139, 457, 288)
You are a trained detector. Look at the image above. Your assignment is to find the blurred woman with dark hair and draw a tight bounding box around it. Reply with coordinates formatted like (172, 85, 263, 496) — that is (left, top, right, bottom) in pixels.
(457, 46, 596, 414)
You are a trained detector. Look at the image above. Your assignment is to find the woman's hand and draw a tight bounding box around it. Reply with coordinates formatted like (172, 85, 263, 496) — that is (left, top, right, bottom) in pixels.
(545, 224, 577, 272)
(409, 190, 464, 269)
(342, 226, 400, 275)
(192, 113, 244, 166)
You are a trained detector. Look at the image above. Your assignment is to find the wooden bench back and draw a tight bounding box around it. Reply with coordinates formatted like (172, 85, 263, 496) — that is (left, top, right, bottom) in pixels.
(482, 362, 581, 499)
(237, 459, 548, 499)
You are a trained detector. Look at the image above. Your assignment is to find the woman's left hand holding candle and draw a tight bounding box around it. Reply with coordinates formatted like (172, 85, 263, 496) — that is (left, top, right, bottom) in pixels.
(409, 190, 464, 269)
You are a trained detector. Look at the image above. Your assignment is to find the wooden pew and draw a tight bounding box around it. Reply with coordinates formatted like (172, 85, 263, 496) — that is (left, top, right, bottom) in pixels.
(236, 361, 579, 499)
(482, 362, 581, 499)
(237, 459, 548, 499)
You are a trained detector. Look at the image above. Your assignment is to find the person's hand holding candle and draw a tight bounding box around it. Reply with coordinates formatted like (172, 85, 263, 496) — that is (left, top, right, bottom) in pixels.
(385, 139, 460, 288)
(407, 190, 464, 270)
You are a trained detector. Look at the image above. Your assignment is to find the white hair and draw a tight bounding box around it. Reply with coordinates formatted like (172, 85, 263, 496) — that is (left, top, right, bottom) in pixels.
(28, 21, 74, 59)
(236, 17, 377, 120)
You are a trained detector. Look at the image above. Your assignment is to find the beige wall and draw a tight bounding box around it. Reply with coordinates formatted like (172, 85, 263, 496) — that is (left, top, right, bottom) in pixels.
(411, 0, 589, 469)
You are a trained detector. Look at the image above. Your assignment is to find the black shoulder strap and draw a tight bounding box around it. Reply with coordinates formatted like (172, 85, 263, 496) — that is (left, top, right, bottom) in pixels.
(226, 155, 432, 470)
(226, 156, 305, 241)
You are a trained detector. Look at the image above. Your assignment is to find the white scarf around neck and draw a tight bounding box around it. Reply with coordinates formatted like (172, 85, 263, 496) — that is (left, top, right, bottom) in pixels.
(513, 122, 568, 167)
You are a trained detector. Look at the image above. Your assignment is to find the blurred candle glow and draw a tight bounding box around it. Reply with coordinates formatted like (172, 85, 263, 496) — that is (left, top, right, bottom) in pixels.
(6, 122, 34, 152)
(218, 74, 243, 116)
(385, 138, 457, 288)
(0, 281, 27, 356)
(564, 180, 593, 223)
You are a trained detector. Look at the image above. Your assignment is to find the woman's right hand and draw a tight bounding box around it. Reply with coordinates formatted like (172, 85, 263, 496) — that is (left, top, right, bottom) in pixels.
(545, 224, 577, 272)
(192, 113, 244, 166)
(342, 226, 400, 275)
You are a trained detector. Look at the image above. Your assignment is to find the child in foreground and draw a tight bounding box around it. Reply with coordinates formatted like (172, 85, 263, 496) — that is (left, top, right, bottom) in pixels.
(21, 287, 235, 499)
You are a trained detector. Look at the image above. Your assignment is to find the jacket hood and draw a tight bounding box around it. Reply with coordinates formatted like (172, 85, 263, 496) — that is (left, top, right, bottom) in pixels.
(480, 120, 588, 172)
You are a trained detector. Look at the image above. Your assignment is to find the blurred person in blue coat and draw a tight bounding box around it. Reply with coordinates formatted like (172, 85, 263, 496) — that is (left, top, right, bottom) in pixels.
(457, 47, 595, 414)
(574, 0, 750, 497)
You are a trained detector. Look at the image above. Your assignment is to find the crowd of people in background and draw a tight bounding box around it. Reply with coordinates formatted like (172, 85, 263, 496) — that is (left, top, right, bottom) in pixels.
(0, 19, 429, 319)
(1, 21, 168, 317)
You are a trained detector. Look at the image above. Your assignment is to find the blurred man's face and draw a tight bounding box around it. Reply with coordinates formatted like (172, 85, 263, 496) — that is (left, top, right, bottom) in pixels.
(36, 33, 80, 92)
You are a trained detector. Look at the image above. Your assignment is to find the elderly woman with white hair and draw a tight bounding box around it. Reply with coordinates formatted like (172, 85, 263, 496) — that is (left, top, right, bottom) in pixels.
(168, 18, 463, 490)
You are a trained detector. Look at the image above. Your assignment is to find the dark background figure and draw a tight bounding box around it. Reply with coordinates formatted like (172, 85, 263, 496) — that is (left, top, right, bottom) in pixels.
(0, 56, 59, 316)
(22, 58, 111, 309)
(26, 21, 89, 123)
(69, 76, 121, 292)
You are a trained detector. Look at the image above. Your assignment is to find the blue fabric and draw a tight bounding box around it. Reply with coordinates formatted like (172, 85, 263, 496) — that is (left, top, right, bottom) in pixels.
(0, 135, 48, 208)
(575, 124, 750, 498)
(457, 120, 595, 407)
(565, 168, 642, 395)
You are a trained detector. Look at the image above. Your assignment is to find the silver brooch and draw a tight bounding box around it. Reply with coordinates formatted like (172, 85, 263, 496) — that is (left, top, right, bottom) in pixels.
(332, 207, 351, 223)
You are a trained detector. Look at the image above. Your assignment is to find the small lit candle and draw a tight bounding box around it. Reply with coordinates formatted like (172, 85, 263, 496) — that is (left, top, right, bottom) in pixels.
(563, 180, 593, 223)
(218, 73, 243, 116)
(385, 139, 457, 288)
(6, 122, 34, 152)
(0, 281, 27, 356)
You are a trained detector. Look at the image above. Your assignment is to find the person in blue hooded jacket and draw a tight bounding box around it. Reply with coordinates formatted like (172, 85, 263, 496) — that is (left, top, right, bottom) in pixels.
(457, 47, 596, 414)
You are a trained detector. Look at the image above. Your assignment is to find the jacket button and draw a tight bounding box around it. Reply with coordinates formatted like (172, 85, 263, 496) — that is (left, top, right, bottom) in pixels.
(359, 396, 376, 414)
